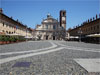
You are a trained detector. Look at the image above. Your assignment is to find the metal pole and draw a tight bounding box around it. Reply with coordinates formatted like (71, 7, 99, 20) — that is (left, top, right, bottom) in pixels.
(79, 33, 81, 42)
(79, 28, 82, 42)
(26, 27, 27, 41)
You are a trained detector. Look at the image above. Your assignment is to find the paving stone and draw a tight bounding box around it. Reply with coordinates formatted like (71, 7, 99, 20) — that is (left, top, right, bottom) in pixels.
(0, 41, 100, 75)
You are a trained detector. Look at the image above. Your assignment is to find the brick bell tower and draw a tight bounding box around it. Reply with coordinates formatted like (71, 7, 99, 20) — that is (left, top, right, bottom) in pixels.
(60, 10, 66, 30)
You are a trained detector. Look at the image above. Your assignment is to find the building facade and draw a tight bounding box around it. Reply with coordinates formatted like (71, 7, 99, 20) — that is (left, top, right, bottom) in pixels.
(34, 10, 66, 40)
(0, 8, 33, 37)
(68, 14, 100, 43)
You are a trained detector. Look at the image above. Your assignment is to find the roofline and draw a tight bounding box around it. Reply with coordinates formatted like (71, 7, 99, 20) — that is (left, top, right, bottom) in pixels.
(0, 12, 27, 28)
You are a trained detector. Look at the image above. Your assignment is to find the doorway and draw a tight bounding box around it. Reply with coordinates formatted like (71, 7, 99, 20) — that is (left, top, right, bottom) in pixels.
(53, 36, 55, 40)
(46, 36, 48, 40)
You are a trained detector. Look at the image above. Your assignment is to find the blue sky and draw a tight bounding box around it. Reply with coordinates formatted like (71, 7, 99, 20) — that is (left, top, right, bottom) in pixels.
(0, 0, 99, 29)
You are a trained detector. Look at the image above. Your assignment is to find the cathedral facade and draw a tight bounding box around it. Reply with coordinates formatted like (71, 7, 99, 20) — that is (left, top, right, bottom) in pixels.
(34, 10, 66, 40)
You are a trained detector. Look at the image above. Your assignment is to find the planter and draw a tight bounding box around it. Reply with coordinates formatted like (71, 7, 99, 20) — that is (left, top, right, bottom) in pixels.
(6, 41, 10, 44)
(11, 41, 14, 43)
(0, 41, 3, 45)
(3, 41, 6, 44)
(16, 40, 19, 43)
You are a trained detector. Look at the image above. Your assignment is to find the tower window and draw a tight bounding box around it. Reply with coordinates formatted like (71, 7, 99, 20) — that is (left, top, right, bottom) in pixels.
(63, 12, 65, 16)
(62, 21, 66, 24)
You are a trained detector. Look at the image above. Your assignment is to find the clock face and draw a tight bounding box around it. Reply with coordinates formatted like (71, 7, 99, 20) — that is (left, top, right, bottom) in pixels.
(62, 17, 65, 21)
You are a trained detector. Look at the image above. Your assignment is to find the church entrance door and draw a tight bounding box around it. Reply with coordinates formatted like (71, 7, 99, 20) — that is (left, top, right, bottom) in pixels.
(46, 36, 48, 40)
(53, 36, 55, 40)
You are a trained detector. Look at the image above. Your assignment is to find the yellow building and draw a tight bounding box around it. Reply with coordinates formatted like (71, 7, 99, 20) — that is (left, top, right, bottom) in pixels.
(0, 8, 33, 37)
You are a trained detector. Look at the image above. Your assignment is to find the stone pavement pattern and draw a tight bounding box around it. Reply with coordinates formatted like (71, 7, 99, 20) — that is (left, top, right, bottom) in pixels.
(0, 41, 52, 53)
(0, 41, 100, 75)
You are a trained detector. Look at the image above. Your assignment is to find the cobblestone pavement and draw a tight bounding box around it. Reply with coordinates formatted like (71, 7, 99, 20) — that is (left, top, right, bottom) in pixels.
(0, 41, 52, 53)
(0, 41, 100, 75)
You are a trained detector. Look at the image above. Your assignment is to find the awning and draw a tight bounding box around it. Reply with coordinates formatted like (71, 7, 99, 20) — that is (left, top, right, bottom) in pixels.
(86, 34, 100, 37)
(69, 36, 79, 39)
(25, 36, 33, 38)
(6, 34, 22, 36)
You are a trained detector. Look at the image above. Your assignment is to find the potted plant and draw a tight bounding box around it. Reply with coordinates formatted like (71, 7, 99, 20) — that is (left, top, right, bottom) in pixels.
(16, 37, 19, 42)
(6, 36, 10, 44)
(0, 35, 3, 45)
(9, 36, 13, 43)
(11, 37, 15, 43)
(2, 36, 6, 44)
(13, 37, 17, 43)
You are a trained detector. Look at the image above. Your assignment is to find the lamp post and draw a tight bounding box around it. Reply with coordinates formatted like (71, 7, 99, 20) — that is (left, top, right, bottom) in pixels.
(78, 28, 82, 42)
(26, 26, 27, 41)
(38, 32, 42, 40)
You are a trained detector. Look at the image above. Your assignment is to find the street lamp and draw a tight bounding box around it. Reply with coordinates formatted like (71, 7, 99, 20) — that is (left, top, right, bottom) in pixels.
(37, 32, 42, 40)
(26, 26, 27, 41)
(78, 28, 82, 42)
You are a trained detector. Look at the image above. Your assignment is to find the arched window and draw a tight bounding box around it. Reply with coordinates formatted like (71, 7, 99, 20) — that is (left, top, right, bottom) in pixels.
(3, 22, 4, 26)
(6, 31, 8, 34)
(9, 32, 11, 34)
(2, 30, 4, 32)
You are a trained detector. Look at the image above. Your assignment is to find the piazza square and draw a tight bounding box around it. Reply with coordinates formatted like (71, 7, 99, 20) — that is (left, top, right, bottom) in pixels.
(0, 0, 100, 75)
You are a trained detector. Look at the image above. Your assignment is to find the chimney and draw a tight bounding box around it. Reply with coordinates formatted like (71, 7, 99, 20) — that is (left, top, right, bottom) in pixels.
(90, 18, 92, 22)
(88, 19, 89, 23)
(11, 16, 13, 19)
(96, 14, 98, 19)
(17, 19, 19, 22)
(0, 8, 3, 13)
(93, 17, 95, 20)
